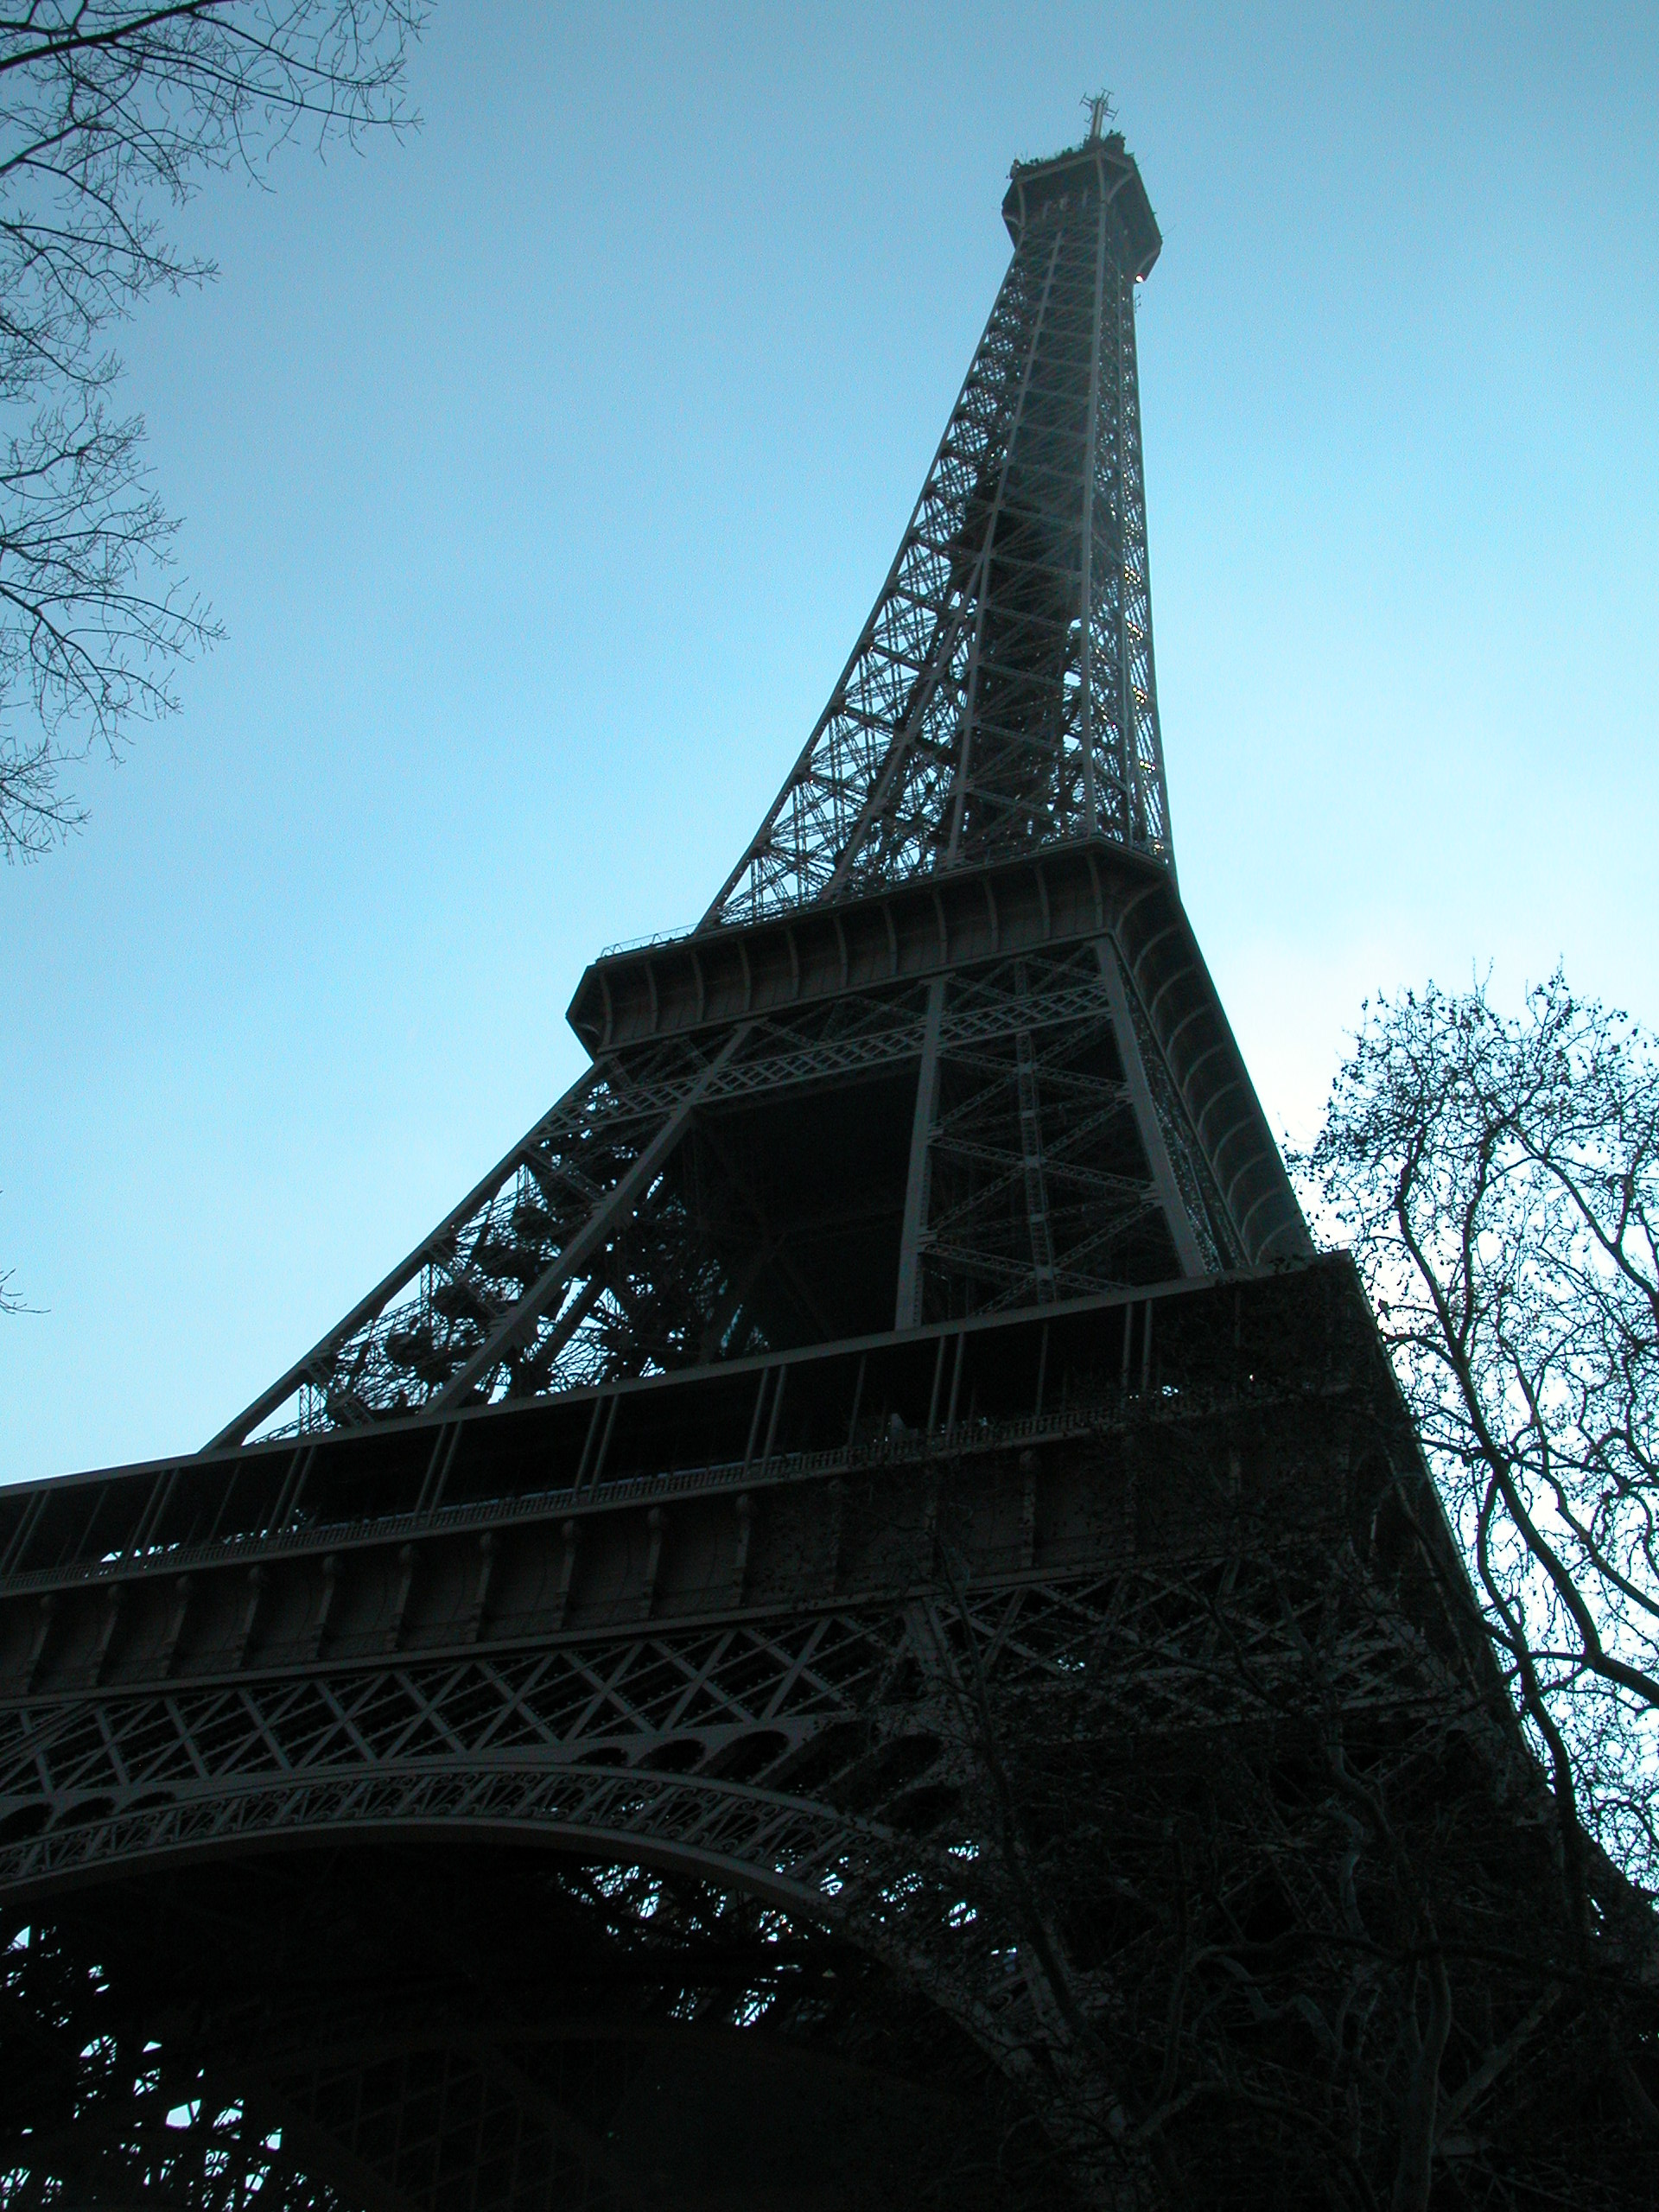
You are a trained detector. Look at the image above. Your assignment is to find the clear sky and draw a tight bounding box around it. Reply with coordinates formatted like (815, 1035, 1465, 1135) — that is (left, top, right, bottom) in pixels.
(2, 1, 1655, 1484)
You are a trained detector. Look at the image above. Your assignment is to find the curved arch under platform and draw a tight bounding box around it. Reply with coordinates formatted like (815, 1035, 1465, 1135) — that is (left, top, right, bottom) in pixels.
(2, 1838, 1079, 2212)
(3, 1266, 1655, 2209)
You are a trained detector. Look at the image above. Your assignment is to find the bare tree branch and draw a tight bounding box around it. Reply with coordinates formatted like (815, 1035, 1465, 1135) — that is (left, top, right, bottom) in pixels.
(0, 1, 425, 859)
(1297, 971, 1659, 1888)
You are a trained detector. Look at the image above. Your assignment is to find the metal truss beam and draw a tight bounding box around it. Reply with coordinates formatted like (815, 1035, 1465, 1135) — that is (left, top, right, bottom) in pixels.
(703, 137, 1172, 929)
(3, 1268, 1643, 2211)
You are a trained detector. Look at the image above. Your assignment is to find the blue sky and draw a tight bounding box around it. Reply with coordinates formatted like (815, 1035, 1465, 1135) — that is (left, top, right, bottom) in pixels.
(3, 1, 1655, 1482)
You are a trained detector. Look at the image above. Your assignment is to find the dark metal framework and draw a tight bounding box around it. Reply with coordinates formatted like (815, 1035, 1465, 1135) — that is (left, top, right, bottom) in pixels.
(217, 848, 1302, 1446)
(2, 1271, 1651, 2207)
(706, 128, 1169, 922)
(206, 124, 1280, 1454)
(2, 119, 1653, 2212)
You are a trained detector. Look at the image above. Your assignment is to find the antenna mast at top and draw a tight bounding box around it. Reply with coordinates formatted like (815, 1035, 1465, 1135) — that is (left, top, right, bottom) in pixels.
(1083, 89, 1116, 140)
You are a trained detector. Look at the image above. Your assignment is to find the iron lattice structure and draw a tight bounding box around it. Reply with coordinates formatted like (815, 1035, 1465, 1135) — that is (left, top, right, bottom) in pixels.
(208, 127, 1283, 1456)
(705, 127, 1169, 922)
(1, 123, 1656, 2212)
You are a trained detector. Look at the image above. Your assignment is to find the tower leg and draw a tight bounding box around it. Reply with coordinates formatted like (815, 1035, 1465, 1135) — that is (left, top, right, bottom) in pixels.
(1096, 938, 1205, 1275)
(895, 976, 947, 1328)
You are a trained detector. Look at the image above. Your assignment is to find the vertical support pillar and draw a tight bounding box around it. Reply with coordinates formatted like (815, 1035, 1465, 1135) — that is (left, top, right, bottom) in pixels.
(760, 1367, 787, 1465)
(159, 1576, 193, 1676)
(640, 1508, 665, 1621)
(825, 1477, 844, 1593)
(729, 1494, 753, 1611)
(308, 1556, 341, 1662)
(926, 1334, 950, 1435)
(553, 1519, 580, 1630)
(742, 1370, 770, 1470)
(582, 1397, 620, 1493)
(417, 1424, 461, 1517)
(266, 1446, 314, 1535)
(126, 1468, 179, 1561)
(465, 1533, 496, 1643)
(845, 1354, 868, 1451)
(92, 1586, 123, 1684)
(1095, 938, 1205, 1275)
(231, 1567, 268, 1669)
(1077, 185, 1109, 839)
(0, 1490, 48, 1579)
(574, 1396, 605, 1491)
(1013, 961, 1058, 1301)
(944, 1333, 967, 1434)
(383, 1547, 416, 1655)
(25, 1595, 54, 1689)
(895, 976, 947, 1330)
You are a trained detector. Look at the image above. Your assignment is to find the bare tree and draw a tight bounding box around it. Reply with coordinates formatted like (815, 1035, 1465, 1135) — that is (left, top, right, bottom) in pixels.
(0, 1, 425, 860)
(1300, 971, 1659, 1892)
(885, 1322, 1659, 2211)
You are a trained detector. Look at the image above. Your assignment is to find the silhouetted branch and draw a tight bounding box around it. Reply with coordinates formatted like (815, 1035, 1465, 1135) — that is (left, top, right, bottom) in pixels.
(1296, 973, 1659, 1886)
(0, 2, 425, 858)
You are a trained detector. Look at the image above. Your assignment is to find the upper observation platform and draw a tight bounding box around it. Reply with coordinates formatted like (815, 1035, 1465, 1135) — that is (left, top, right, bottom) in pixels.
(1002, 130, 1162, 277)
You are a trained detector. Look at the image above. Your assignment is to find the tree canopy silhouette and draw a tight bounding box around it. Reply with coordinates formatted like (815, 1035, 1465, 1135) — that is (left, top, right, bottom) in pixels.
(0, 1, 424, 860)
(1301, 971, 1659, 1890)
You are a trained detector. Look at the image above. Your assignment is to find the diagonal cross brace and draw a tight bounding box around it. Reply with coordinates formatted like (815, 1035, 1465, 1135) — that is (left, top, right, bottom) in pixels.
(208, 1032, 751, 1449)
(428, 1025, 755, 1411)
(204, 1060, 613, 1452)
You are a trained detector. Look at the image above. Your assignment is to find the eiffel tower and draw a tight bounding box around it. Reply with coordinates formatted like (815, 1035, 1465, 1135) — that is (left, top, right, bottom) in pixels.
(0, 116, 1652, 2212)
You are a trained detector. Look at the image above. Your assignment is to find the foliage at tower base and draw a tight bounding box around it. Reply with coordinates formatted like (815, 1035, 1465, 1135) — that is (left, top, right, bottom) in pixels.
(837, 1266, 1657, 2209)
(1300, 974, 1659, 1928)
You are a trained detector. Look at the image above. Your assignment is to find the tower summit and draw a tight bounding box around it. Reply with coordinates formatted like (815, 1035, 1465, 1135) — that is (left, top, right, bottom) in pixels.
(706, 120, 1167, 925)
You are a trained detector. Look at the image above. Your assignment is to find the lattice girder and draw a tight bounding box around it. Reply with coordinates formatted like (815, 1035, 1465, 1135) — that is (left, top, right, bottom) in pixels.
(4, 1265, 1653, 2208)
(29, 122, 1644, 2212)
(219, 885, 1280, 1445)
(213, 116, 1305, 1449)
(706, 134, 1171, 929)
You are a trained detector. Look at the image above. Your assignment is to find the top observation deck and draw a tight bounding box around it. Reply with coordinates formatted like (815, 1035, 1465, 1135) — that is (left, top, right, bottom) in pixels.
(1002, 130, 1162, 278)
